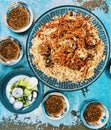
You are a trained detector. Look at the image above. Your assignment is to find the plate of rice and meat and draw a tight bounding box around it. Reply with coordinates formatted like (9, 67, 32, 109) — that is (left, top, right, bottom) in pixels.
(27, 5, 110, 91)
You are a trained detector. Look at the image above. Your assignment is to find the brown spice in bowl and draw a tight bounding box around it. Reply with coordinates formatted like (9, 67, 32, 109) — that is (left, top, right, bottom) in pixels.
(84, 103, 103, 125)
(0, 40, 20, 62)
(7, 7, 29, 30)
(44, 95, 65, 117)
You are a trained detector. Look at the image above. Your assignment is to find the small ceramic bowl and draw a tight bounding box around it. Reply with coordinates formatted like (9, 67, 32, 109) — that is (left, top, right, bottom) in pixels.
(0, 36, 23, 66)
(42, 92, 69, 120)
(0, 69, 44, 114)
(4, 2, 33, 33)
(81, 101, 109, 129)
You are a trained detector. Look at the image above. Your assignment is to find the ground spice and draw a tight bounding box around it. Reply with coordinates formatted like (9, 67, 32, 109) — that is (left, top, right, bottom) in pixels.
(7, 7, 29, 30)
(44, 95, 65, 117)
(0, 40, 20, 61)
(84, 103, 103, 125)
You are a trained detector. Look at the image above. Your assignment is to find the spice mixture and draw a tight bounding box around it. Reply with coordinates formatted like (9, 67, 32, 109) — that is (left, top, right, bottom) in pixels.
(84, 103, 103, 125)
(0, 40, 20, 61)
(7, 7, 29, 30)
(44, 95, 65, 117)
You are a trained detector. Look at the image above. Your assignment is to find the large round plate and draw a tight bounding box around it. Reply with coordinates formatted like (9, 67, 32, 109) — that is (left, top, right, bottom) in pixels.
(0, 69, 44, 114)
(27, 5, 110, 91)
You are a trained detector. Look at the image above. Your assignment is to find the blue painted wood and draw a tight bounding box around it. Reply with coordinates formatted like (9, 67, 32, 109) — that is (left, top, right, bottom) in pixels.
(0, 0, 110, 128)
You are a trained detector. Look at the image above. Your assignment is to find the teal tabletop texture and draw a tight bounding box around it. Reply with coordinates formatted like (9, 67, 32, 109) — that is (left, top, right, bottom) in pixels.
(0, 0, 111, 130)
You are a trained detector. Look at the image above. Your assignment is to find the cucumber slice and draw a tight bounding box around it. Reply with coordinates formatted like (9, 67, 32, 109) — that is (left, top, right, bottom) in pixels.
(24, 89, 32, 96)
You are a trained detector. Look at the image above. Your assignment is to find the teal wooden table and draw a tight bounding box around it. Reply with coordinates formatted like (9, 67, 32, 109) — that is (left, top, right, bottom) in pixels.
(0, 0, 110, 130)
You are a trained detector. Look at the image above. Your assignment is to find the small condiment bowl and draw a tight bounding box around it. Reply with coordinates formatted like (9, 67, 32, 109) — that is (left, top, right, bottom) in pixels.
(42, 92, 69, 120)
(0, 36, 23, 66)
(81, 101, 109, 129)
(4, 2, 33, 33)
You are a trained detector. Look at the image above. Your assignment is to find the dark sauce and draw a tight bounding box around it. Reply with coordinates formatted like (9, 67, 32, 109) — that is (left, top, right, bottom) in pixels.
(44, 95, 65, 117)
(7, 7, 29, 30)
(84, 103, 103, 125)
(0, 40, 20, 61)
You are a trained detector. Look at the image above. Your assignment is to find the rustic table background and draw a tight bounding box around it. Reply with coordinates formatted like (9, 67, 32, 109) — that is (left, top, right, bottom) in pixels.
(0, 0, 110, 130)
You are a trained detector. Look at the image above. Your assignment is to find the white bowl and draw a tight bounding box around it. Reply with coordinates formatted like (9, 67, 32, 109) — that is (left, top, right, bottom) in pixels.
(42, 92, 69, 120)
(4, 2, 33, 33)
(0, 36, 23, 66)
(81, 101, 109, 129)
